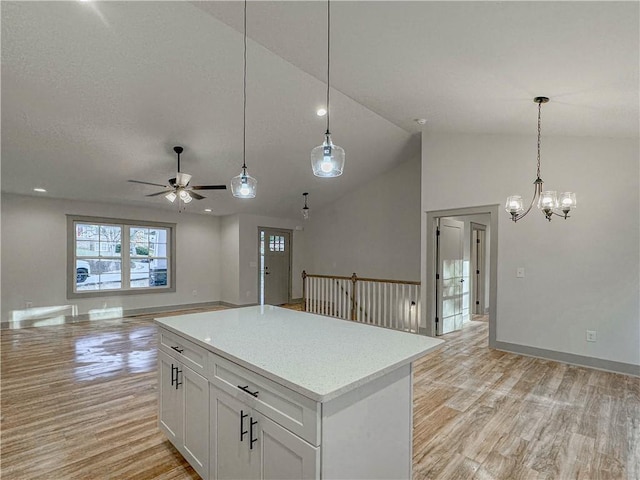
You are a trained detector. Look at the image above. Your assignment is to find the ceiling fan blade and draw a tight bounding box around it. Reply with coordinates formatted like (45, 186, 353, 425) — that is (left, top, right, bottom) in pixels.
(128, 179, 168, 188)
(190, 185, 227, 190)
(189, 191, 206, 200)
(146, 190, 171, 197)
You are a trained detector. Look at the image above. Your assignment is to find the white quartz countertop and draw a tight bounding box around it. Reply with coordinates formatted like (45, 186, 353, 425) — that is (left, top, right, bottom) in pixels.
(155, 305, 443, 402)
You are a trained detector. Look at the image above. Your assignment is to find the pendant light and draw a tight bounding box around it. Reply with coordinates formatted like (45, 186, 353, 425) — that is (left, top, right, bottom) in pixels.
(505, 97, 577, 222)
(311, 0, 345, 177)
(302, 192, 310, 220)
(231, 0, 257, 198)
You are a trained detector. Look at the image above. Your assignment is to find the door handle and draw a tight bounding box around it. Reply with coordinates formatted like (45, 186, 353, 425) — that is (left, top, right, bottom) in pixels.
(250, 417, 258, 450)
(175, 368, 182, 390)
(237, 385, 259, 397)
(265, 272, 270, 275)
(240, 410, 248, 442)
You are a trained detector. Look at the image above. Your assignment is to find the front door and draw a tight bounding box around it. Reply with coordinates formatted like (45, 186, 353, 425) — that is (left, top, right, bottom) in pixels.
(436, 218, 464, 335)
(260, 228, 291, 306)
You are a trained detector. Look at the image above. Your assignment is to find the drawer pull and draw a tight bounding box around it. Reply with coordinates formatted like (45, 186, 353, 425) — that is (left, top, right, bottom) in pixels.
(237, 385, 259, 397)
(171, 346, 184, 354)
(240, 410, 248, 442)
(250, 417, 258, 449)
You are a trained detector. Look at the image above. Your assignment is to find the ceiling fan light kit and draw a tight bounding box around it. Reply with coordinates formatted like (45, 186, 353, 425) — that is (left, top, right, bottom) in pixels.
(311, 0, 345, 178)
(505, 96, 576, 222)
(128, 145, 226, 207)
(231, 0, 257, 199)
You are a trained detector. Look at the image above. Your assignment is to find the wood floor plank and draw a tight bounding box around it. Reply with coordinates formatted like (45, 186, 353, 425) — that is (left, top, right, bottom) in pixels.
(2, 311, 638, 479)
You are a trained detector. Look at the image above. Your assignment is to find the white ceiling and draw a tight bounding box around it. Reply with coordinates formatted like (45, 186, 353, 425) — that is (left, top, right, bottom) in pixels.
(2, 1, 638, 218)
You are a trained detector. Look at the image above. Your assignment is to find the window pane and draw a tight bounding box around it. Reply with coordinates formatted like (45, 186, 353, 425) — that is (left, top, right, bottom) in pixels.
(76, 240, 94, 256)
(130, 260, 150, 288)
(99, 225, 121, 242)
(99, 242, 121, 257)
(149, 258, 168, 287)
(76, 224, 98, 241)
(149, 228, 168, 243)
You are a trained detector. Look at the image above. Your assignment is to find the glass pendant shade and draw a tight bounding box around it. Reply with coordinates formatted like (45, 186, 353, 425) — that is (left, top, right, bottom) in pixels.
(302, 206, 310, 220)
(165, 191, 177, 203)
(538, 191, 558, 210)
(559, 192, 577, 210)
(505, 195, 524, 214)
(231, 171, 257, 198)
(311, 134, 345, 178)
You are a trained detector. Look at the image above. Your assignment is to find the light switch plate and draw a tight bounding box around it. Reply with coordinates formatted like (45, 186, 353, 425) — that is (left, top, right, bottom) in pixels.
(516, 267, 525, 278)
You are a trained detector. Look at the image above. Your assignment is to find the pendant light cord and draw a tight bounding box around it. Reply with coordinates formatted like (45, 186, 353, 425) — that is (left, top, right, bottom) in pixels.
(536, 101, 541, 179)
(242, 0, 247, 172)
(325, 0, 331, 136)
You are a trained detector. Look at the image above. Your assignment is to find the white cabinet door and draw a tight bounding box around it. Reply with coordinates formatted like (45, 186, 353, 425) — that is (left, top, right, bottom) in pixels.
(210, 385, 259, 480)
(254, 411, 319, 480)
(182, 366, 209, 480)
(158, 350, 182, 443)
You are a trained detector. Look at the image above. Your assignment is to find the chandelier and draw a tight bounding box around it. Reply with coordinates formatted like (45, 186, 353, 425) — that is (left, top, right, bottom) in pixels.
(506, 97, 576, 222)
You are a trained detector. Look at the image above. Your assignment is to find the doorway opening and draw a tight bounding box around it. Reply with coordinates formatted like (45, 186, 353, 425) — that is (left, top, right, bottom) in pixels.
(258, 227, 292, 306)
(425, 205, 498, 346)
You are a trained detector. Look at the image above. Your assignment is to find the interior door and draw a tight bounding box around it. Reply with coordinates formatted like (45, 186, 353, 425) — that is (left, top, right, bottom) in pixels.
(471, 225, 486, 315)
(261, 229, 291, 306)
(210, 385, 259, 480)
(437, 218, 464, 335)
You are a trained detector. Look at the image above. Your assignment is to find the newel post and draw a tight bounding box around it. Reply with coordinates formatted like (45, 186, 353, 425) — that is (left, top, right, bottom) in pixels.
(350, 272, 358, 321)
(301, 270, 307, 312)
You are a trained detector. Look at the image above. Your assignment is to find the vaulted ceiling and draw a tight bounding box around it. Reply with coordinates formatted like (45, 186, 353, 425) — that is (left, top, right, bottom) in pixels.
(2, 1, 637, 217)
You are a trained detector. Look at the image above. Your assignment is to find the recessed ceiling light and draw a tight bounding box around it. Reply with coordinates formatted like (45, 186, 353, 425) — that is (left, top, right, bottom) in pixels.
(204, 208, 212, 212)
(414, 118, 427, 125)
(316, 108, 327, 117)
(33, 188, 47, 193)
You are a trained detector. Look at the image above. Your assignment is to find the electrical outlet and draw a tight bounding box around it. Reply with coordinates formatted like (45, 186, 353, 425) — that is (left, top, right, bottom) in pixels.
(586, 330, 597, 342)
(516, 267, 525, 278)
(25, 301, 33, 308)
(192, 289, 197, 297)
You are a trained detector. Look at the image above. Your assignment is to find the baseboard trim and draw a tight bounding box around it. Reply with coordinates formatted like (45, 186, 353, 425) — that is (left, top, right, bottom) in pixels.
(2, 301, 226, 329)
(494, 340, 640, 377)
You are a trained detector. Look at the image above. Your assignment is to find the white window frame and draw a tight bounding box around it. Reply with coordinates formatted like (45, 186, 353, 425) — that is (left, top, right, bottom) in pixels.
(67, 215, 176, 298)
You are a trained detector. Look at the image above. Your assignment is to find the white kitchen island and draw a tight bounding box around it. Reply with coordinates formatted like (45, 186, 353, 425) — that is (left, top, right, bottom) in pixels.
(156, 305, 443, 480)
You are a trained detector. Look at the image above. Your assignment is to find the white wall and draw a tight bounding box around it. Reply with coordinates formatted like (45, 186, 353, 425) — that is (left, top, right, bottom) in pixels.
(422, 132, 640, 367)
(220, 213, 306, 305)
(1, 193, 221, 321)
(220, 215, 240, 305)
(304, 154, 421, 281)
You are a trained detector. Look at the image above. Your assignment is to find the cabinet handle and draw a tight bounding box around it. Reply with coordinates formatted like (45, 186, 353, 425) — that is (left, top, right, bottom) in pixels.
(237, 385, 259, 397)
(171, 346, 184, 354)
(240, 410, 248, 442)
(170, 364, 176, 386)
(175, 368, 182, 390)
(250, 417, 258, 450)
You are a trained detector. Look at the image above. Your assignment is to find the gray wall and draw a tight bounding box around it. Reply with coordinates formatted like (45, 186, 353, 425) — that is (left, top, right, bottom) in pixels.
(421, 132, 640, 367)
(1, 193, 222, 321)
(303, 154, 421, 282)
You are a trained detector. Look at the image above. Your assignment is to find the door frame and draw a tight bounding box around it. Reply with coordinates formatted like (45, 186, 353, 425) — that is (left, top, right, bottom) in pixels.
(257, 227, 293, 305)
(470, 222, 487, 316)
(424, 205, 498, 347)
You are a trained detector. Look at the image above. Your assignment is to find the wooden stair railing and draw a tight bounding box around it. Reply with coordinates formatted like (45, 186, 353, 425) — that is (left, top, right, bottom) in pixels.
(302, 271, 421, 333)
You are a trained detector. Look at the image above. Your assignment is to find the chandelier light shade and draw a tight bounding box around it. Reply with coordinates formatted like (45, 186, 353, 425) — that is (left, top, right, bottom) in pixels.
(231, 0, 257, 199)
(302, 192, 310, 220)
(311, 0, 345, 178)
(505, 97, 576, 222)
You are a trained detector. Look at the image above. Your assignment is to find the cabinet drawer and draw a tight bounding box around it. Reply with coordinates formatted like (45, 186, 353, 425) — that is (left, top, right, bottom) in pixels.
(159, 328, 207, 377)
(209, 353, 320, 446)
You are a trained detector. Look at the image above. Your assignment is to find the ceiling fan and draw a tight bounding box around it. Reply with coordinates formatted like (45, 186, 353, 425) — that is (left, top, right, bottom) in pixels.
(128, 146, 226, 203)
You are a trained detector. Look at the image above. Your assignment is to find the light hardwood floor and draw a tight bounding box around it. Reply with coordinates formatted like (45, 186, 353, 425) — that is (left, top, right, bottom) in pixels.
(1, 308, 638, 479)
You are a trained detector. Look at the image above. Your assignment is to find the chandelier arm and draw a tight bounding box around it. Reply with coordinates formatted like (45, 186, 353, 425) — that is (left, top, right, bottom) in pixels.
(513, 181, 542, 222)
